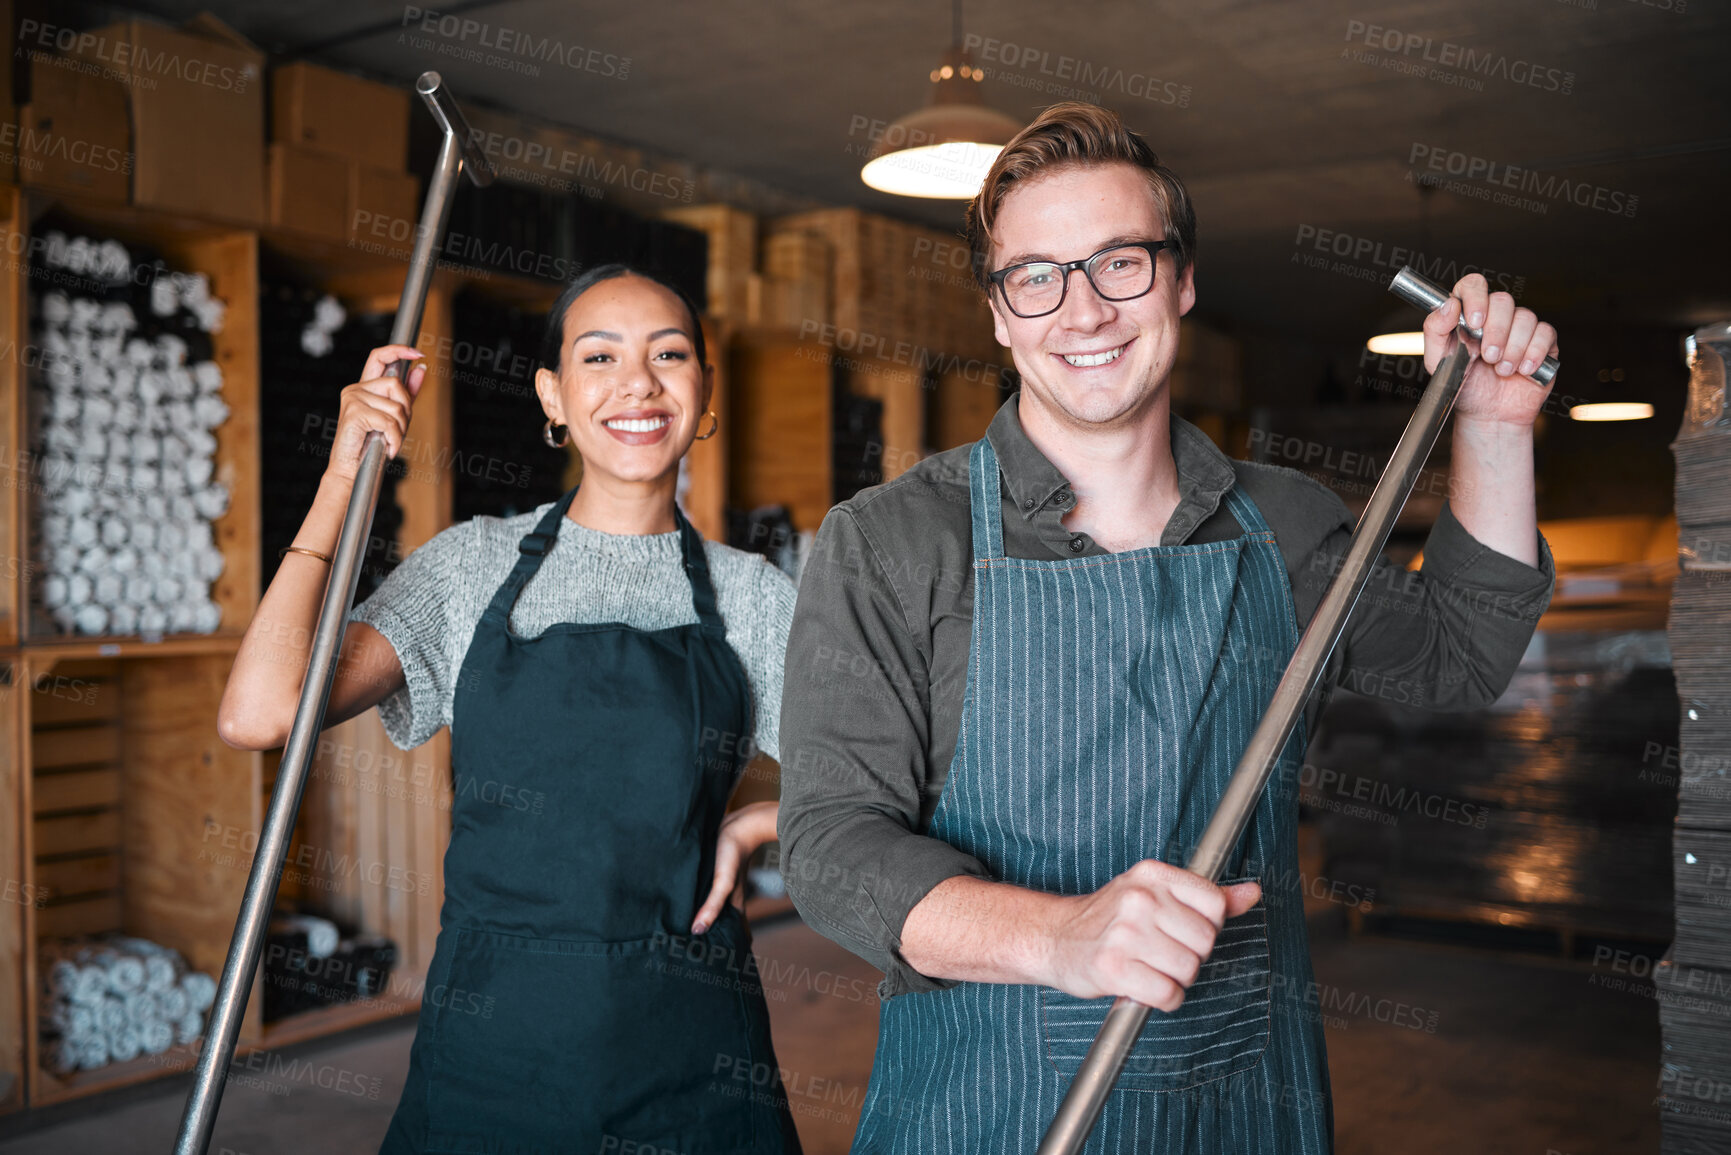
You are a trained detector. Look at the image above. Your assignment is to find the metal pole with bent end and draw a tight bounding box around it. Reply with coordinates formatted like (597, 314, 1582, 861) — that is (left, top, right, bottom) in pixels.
(1036, 267, 1558, 1154)
(173, 71, 493, 1155)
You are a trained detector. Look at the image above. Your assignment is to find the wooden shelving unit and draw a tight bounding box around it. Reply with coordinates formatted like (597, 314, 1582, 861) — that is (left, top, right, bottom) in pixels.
(0, 182, 647, 1114)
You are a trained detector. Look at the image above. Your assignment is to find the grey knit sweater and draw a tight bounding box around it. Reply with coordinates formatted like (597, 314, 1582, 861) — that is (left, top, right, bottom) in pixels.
(348, 503, 797, 760)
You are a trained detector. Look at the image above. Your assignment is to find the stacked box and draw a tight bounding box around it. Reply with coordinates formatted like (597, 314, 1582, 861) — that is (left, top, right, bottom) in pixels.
(1663, 321, 1731, 1154)
(268, 61, 418, 245)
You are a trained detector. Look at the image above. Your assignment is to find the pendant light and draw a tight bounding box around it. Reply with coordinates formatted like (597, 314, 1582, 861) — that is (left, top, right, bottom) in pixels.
(1568, 300, 1651, 420)
(860, 0, 1024, 199)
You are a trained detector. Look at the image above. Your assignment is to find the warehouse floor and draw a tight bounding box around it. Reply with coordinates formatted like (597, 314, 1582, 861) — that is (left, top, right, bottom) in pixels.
(0, 911, 1662, 1155)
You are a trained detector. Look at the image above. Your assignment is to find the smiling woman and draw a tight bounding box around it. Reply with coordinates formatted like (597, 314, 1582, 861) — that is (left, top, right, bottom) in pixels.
(217, 264, 804, 1153)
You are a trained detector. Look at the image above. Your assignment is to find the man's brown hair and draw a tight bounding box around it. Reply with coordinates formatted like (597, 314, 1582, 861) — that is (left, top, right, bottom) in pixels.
(964, 102, 1196, 292)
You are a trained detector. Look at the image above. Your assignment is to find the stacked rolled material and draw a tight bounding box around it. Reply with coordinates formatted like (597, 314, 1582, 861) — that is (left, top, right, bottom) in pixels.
(39, 935, 216, 1076)
(1663, 323, 1731, 1154)
(27, 228, 231, 637)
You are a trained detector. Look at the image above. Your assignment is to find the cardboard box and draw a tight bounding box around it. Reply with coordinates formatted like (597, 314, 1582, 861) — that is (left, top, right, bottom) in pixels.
(272, 61, 409, 170)
(348, 164, 419, 246)
(16, 58, 130, 201)
(69, 18, 265, 224)
(268, 142, 348, 241)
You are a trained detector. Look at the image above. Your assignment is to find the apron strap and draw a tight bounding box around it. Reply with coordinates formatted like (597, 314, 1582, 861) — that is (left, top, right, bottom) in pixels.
(967, 437, 1006, 561)
(675, 505, 728, 639)
(1222, 482, 1275, 538)
(481, 487, 580, 628)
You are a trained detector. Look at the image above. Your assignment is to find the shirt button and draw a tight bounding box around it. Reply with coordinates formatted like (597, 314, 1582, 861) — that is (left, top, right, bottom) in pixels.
(1022, 497, 1036, 511)
(1068, 537, 1085, 553)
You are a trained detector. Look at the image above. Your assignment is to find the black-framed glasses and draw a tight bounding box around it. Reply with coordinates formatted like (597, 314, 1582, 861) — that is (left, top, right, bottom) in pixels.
(987, 240, 1172, 318)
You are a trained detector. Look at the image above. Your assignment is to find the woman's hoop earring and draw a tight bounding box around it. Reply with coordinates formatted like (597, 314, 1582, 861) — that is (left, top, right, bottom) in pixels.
(543, 419, 568, 448)
(693, 411, 719, 441)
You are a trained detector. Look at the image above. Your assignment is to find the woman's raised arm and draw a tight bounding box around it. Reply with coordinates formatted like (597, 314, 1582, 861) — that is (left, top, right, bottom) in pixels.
(217, 345, 426, 750)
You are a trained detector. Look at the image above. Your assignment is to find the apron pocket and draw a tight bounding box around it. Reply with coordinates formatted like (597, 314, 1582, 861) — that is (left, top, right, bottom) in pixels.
(1040, 889, 1271, 1093)
(424, 921, 762, 1154)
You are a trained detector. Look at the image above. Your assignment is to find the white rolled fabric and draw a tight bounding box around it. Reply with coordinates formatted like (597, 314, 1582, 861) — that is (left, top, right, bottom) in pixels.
(128, 522, 158, 553)
(45, 958, 80, 998)
(149, 275, 176, 317)
(184, 457, 213, 489)
(165, 400, 196, 433)
(96, 240, 131, 281)
(62, 485, 95, 518)
(96, 995, 126, 1035)
(100, 300, 134, 331)
(139, 553, 166, 581)
(107, 1024, 140, 1063)
(194, 299, 226, 333)
(154, 575, 184, 605)
(192, 487, 229, 523)
(40, 515, 70, 546)
(131, 431, 162, 463)
(67, 331, 95, 364)
(158, 521, 186, 554)
(47, 358, 77, 392)
(69, 296, 100, 326)
(75, 1037, 109, 1071)
(123, 574, 153, 605)
(73, 603, 109, 635)
(112, 398, 140, 430)
(165, 365, 194, 398)
(64, 237, 96, 276)
(143, 493, 168, 522)
(101, 461, 130, 492)
(41, 574, 69, 610)
(93, 572, 123, 606)
(192, 361, 222, 393)
(43, 424, 78, 456)
(138, 1019, 172, 1055)
(272, 914, 340, 959)
(82, 395, 115, 427)
(157, 335, 188, 369)
(47, 390, 79, 423)
(111, 547, 139, 574)
(41, 291, 72, 325)
(109, 604, 138, 634)
(175, 1012, 204, 1046)
(196, 545, 227, 582)
(301, 326, 334, 358)
(125, 337, 153, 366)
(83, 361, 114, 394)
(68, 518, 98, 549)
(102, 950, 145, 994)
(167, 603, 196, 633)
(180, 273, 211, 310)
(66, 572, 92, 606)
(135, 369, 163, 406)
(157, 985, 189, 1021)
(109, 363, 137, 396)
(181, 972, 217, 1012)
(130, 464, 160, 494)
(312, 294, 346, 332)
(64, 1002, 97, 1039)
(44, 328, 71, 359)
(122, 990, 159, 1024)
(44, 1037, 79, 1077)
(138, 605, 168, 634)
(50, 606, 77, 633)
(106, 431, 130, 461)
(100, 518, 128, 549)
(193, 395, 230, 429)
(50, 544, 81, 576)
(77, 547, 107, 575)
(192, 600, 222, 634)
(183, 428, 217, 457)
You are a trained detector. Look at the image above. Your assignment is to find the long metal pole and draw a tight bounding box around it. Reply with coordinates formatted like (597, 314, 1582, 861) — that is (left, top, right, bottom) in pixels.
(173, 72, 491, 1155)
(1038, 266, 1556, 1151)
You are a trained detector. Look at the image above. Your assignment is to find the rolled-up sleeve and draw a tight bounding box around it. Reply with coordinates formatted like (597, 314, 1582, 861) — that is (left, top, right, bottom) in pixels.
(778, 506, 990, 997)
(1296, 497, 1556, 712)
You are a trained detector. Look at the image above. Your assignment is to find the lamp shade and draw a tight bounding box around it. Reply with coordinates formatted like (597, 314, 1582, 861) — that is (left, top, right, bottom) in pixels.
(861, 47, 1023, 199)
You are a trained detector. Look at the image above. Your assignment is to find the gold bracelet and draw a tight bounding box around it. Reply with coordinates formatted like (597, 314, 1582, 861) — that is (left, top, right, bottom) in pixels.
(279, 545, 332, 564)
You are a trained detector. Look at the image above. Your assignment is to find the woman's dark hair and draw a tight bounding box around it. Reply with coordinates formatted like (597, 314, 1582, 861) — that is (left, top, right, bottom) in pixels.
(538, 263, 707, 372)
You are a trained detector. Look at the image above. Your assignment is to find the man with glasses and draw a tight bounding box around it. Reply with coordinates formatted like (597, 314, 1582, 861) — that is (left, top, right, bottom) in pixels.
(779, 101, 1556, 1152)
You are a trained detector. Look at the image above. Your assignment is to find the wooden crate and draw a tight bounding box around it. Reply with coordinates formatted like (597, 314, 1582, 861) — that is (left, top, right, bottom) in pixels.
(728, 330, 833, 533)
(662, 205, 758, 325)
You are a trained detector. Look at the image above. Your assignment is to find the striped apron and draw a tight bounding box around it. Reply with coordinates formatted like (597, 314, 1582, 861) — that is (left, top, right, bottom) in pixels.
(851, 436, 1332, 1154)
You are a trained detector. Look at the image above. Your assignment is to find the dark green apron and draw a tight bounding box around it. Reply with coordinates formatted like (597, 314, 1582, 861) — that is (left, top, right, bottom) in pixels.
(380, 488, 801, 1154)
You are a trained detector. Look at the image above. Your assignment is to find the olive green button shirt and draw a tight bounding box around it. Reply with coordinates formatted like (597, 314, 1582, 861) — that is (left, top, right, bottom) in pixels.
(778, 394, 1555, 998)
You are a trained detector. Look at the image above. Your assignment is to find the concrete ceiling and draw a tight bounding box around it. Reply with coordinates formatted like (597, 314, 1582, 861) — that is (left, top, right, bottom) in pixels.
(81, 0, 1731, 347)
